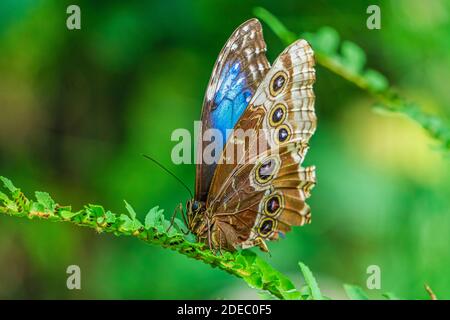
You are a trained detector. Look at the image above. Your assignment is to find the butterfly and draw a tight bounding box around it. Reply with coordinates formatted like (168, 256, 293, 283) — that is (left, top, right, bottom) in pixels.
(183, 18, 316, 252)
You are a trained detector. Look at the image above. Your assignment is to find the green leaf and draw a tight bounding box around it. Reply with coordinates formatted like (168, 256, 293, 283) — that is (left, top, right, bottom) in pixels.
(0, 191, 9, 202)
(86, 205, 105, 218)
(124, 200, 137, 219)
(364, 69, 389, 92)
(0, 176, 18, 193)
(163, 219, 180, 237)
(156, 220, 167, 234)
(239, 249, 257, 265)
(311, 26, 340, 55)
(173, 217, 188, 234)
(299, 262, 323, 300)
(235, 254, 249, 269)
(60, 210, 82, 220)
(119, 214, 142, 232)
(119, 214, 133, 229)
(282, 288, 302, 300)
(105, 210, 116, 223)
(344, 284, 370, 300)
(340, 41, 366, 74)
(246, 272, 263, 289)
(30, 202, 45, 213)
(184, 233, 197, 243)
(35, 191, 55, 209)
(167, 228, 181, 237)
(120, 202, 142, 231)
(145, 208, 155, 229)
(382, 292, 400, 300)
(257, 291, 278, 300)
(372, 103, 397, 115)
(144, 206, 164, 229)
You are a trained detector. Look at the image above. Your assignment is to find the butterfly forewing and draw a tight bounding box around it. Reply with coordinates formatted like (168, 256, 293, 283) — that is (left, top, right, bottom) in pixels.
(195, 19, 270, 202)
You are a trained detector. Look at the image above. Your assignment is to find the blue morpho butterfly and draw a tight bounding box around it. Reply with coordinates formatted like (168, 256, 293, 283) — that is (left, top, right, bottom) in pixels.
(176, 19, 317, 252)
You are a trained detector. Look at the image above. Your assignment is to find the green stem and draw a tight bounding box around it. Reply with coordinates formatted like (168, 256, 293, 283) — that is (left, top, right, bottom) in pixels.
(0, 176, 300, 300)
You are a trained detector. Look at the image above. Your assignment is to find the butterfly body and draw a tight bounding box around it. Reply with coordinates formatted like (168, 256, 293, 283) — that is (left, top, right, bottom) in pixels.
(186, 19, 316, 252)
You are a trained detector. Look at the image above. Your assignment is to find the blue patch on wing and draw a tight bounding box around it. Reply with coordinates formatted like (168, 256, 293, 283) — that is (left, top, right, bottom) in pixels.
(211, 61, 252, 146)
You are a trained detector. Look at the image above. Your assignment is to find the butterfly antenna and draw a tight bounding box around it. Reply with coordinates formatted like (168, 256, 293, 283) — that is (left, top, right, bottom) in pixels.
(142, 154, 194, 199)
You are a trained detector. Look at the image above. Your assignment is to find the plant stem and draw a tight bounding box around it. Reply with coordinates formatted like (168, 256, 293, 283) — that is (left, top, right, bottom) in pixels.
(0, 176, 300, 300)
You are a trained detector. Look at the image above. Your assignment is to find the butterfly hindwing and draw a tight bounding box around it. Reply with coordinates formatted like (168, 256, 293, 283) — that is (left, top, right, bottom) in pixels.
(195, 19, 270, 202)
(205, 39, 316, 251)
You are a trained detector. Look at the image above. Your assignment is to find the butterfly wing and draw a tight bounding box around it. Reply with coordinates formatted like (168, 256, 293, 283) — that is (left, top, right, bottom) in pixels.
(195, 19, 270, 202)
(205, 39, 316, 251)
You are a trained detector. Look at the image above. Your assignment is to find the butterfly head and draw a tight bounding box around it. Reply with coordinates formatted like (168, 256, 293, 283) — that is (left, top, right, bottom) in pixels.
(186, 199, 208, 236)
(190, 200, 201, 212)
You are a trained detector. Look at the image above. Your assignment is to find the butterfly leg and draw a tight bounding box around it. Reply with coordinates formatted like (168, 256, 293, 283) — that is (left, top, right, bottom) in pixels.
(217, 228, 224, 257)
(166, 203, 190, 235)
(166, 203, 181, 232)
(178, 205, 191, 235)
(209, 229, 223, 256)
(255, 237, 270, 253)
(206, 217, 213, 251)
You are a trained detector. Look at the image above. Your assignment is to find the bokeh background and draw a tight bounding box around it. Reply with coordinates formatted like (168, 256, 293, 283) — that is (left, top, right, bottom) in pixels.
(0, 0, 449, 299)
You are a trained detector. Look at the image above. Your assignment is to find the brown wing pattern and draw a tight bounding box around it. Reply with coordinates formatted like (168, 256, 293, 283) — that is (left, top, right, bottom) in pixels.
(206, 39, 316, 251)
(195, 19, 270, 202)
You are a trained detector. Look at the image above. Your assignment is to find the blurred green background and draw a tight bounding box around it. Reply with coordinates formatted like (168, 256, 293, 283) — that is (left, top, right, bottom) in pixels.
(0, 0, 449, 299)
